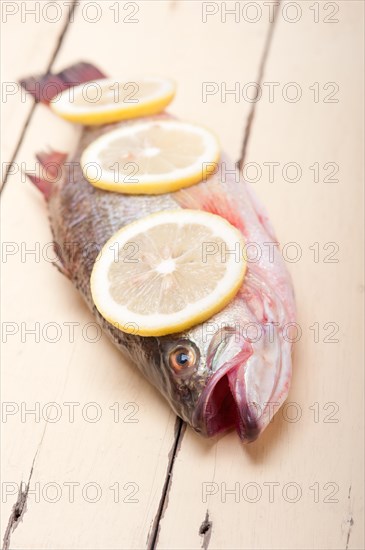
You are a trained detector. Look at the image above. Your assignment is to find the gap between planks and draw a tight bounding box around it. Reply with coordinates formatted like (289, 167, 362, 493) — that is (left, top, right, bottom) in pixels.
(2, 425, 48, 550)
(147, 418, 186, 550)
(238, 0, 281, 170)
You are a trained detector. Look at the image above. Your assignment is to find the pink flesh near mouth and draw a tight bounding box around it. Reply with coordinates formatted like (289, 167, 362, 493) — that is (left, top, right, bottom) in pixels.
(200, 346, 260, 443)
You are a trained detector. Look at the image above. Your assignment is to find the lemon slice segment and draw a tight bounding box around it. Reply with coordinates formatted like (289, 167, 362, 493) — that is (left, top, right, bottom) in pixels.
(81, 119, 220, 194)
(51, 77, 176, 125)
(90, 210, 246, 336)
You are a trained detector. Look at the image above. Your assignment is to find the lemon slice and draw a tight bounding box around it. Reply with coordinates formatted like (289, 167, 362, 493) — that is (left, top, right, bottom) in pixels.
(81, 119, 220, 194)
(91, 210, 246, 336)
(51, 77, 175, 125)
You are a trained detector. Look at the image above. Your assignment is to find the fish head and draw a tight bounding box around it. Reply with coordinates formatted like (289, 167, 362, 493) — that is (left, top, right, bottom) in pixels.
(157, 280, 290, 443)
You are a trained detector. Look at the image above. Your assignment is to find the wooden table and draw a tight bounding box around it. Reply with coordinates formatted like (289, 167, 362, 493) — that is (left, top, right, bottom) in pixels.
(1, 1, 364, 549)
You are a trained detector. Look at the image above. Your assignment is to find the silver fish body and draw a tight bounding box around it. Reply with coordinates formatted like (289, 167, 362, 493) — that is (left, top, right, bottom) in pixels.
(43, 115, 295, 443)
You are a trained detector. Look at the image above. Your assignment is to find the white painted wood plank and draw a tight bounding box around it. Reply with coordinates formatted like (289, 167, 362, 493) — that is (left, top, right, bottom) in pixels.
(157, 2, 364, 549)
(1, 1, 270, 548)
(0, 0, 73, 182)
(51, 0, 269, 160)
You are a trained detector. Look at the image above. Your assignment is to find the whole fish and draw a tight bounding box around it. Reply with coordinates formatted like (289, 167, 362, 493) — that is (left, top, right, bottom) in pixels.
(21, 63, 296, 443)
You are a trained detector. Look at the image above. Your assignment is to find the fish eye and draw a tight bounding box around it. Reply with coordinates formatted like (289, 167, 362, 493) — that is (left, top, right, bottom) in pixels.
(169, 345, 197, 373)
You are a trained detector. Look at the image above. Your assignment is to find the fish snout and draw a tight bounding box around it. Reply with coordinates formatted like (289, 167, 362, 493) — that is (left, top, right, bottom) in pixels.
(192, 322, 286, 442)
(194, 354, 261, 443)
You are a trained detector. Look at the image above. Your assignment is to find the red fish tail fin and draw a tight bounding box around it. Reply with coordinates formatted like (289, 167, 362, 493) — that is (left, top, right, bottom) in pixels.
(20, 61, 106, 105)
(26, 149, 68, 201)
(35, 150, 68, 179)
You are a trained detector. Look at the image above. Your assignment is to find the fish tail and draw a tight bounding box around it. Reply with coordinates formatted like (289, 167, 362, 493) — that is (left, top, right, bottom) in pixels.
(19, 61, 106, 105)
(26, 149, 67, 201)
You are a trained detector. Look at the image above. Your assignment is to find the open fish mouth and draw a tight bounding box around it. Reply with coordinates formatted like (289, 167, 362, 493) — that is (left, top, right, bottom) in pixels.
(207, 364, 260, 441)
(196, 363, 260, 442)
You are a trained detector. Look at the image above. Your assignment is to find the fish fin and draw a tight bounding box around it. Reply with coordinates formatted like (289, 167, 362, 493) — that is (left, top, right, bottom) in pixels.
(174, 178, 245, 234)
(26, 149, 68, 201)
(20, 61, 106, 105)
(36, 149, 68, 179)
